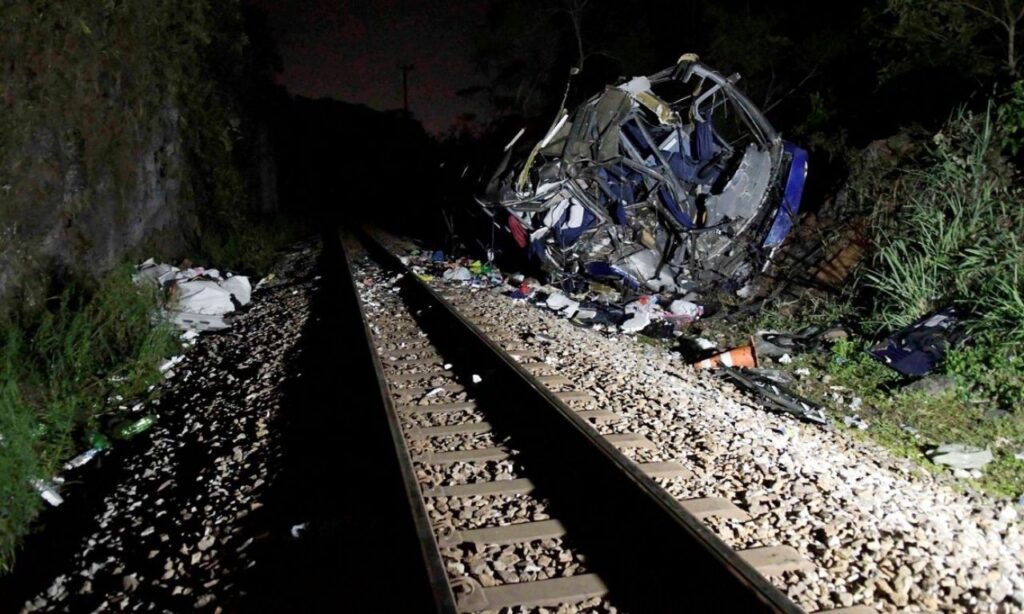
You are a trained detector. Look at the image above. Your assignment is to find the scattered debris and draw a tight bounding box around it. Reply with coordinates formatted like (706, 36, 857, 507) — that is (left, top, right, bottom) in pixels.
(694, 337, 717, 350)
(927, 443, 994, 470)
(869, 307, 963, 376)
(63, 448, 101, 471)
(715, 367, 827, 423)
(620, 311, 650, 334)
(112, 415, 157, 440)
(31, 478, 65, 507)
(843, 415, 869, 430)
(442, 266, 472, 281)
(290, 523, 308, 539)
(545, 291, 580, 317)
(479, 56, 807, 299)
(158, 355, 185, 376)
(134, 259, 252, 331)
(753, 327, 844, 358)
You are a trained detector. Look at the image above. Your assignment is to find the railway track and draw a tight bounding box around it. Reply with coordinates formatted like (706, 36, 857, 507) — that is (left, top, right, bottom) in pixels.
(342, 231, 836, 613)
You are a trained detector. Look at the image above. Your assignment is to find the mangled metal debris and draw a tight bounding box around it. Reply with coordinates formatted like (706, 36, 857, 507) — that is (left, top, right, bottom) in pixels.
(479, 55, 808, 297)
(715, 367, 827, 424)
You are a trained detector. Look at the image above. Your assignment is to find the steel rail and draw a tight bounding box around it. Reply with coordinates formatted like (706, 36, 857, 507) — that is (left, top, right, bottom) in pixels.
(348, 228, 803, 613)
(338, 232, 459, 613)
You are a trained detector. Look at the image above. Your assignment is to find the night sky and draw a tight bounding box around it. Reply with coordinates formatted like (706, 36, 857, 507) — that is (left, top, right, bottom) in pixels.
(253, 0, 489, 134)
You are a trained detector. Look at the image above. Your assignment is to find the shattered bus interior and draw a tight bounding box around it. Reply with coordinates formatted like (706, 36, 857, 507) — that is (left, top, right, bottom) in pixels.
(479, 56, 808, 299)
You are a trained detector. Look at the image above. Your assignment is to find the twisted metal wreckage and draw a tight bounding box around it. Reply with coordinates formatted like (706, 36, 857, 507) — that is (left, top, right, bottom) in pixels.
(479, 55, 808, 298)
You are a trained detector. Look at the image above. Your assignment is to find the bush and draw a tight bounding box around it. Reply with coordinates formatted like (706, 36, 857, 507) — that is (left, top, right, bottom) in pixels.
(0, 268, 177, 571)
(859, 93, 1024, 406)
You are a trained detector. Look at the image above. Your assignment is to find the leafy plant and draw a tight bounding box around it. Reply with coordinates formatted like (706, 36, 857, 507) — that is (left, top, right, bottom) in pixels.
(861, 101, 1024, 360)
(996, 80, 1024, 155)
(0, 267, 178, 572)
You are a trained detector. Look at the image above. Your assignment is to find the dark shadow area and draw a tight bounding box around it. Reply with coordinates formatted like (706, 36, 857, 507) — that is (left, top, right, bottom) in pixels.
(229, 232, 435, 612)
(0, 433, 153, 609)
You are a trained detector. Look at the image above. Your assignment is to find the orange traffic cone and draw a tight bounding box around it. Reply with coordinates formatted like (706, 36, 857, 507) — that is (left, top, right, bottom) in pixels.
(692, 341, 758, 370)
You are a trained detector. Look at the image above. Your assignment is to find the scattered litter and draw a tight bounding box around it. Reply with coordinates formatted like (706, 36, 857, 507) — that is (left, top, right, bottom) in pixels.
(32, 478, 64, 507)
(134, 259, 253, 331)
(113, 415, 157, 440)
(668, 300, 701, 319)
(63, 448, 101, 471)
(927, 443, 993, 470)
(546, 292, 580, 317)
(471, 374, 482, 384)
(290, 523, 308, 538)
(746, 368, 794, 385)
(424, 387, 445, 398)
(794, 367, 810, 377)
(158, 355, 185, 374)
(442, 267, 472, 281)
(443, 363, 453, 370)
(754, 327, 840, 358)
(778, 353, 792, 364)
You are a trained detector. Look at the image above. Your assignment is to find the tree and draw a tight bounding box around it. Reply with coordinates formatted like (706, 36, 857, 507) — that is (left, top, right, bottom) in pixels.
(883, 0, 1024, 79)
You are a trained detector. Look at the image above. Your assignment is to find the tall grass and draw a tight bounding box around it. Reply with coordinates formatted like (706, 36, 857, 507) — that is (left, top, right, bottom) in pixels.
(0, 267, 178, 571)
(861, 98, 1024, 405)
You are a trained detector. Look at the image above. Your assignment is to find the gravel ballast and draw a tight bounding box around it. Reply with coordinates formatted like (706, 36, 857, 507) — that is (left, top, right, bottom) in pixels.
(375, 237, 1024, 613)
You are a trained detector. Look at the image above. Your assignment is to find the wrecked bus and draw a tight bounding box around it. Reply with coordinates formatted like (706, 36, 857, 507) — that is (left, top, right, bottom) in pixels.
(478, 55, 808, 298)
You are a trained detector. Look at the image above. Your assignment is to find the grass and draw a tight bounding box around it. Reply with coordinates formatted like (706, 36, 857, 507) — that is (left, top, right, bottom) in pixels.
(0, 266, 179, 572)
(782, 341, 1024, 497)
(858, 101, 1024, 408)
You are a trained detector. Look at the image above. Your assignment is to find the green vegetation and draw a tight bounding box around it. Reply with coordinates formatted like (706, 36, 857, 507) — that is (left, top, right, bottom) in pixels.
(773, 339, 1024, 498)
(857, 95, 1024, 409)
(0, 268, 179, 571)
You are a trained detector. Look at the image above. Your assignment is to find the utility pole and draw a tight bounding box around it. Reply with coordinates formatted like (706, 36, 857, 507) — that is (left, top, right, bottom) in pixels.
(399, 64, 414, 114)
